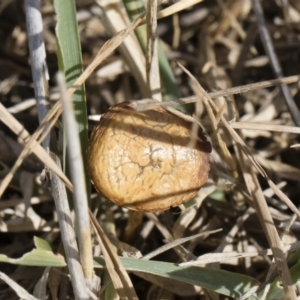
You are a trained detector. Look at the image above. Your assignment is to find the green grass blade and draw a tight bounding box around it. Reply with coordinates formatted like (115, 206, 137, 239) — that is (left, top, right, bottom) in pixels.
(94, 256, 259, 298)
(0, 237, 66, 267)
(54, 0, 90, 201)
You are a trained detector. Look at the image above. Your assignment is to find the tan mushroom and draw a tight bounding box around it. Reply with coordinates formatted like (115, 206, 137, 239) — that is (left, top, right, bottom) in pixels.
(88, 102, 211, 212)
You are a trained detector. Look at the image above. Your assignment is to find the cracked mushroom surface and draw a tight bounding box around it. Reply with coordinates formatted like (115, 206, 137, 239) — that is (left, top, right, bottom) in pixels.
(88, 102, 211, 212)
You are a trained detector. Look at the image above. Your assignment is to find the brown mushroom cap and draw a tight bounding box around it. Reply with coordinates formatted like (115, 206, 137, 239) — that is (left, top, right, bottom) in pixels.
(88, 102, 211, 212)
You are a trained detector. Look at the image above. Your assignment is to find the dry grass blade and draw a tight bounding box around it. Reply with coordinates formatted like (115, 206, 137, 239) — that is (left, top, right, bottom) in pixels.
(0, 103, 73, 197)
(142, 229, 222, 260)
(180, 240, 300, 266)
(255, 155, 300, 182)
(223, 122, 300, 219)
(172, 182, 217, 239)
(140, 0, 204, 24)
(230, 122, 300, 134)
(145, 213, 196, 261)
(0, 271, 38, 300)
(209, 208, 254, 270)
(58, 72, 94, 280)
(146, 0, 161, 100)
(129, 75, 300, 111)
(7, 98, 36, 114)
(187, 65, 237, 176)
(89, 211, 138, 300)
(240, 155, 295, 299)
(33, 267, 49, 299)
(180, 64, 298, 298)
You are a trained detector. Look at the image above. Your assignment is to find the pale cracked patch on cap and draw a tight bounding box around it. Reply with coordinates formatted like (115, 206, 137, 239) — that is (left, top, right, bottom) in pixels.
(88, 102, 211, 212)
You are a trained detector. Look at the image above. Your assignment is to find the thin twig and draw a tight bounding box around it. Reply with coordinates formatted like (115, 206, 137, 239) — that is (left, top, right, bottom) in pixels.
(252, 0, 300, 126)
(24, 0, 51, 149)
(57, 72, 94, 280)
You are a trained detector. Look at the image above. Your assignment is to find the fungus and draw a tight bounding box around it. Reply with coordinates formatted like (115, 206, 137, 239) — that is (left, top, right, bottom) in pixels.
(88, 102, 211, 212)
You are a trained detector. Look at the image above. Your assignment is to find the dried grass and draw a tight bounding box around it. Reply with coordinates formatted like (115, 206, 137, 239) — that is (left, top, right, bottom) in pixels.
(1, 0, 300, 299)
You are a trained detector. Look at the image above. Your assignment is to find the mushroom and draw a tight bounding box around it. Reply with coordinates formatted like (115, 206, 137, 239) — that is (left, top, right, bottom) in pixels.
(88, 102, 211, 212)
